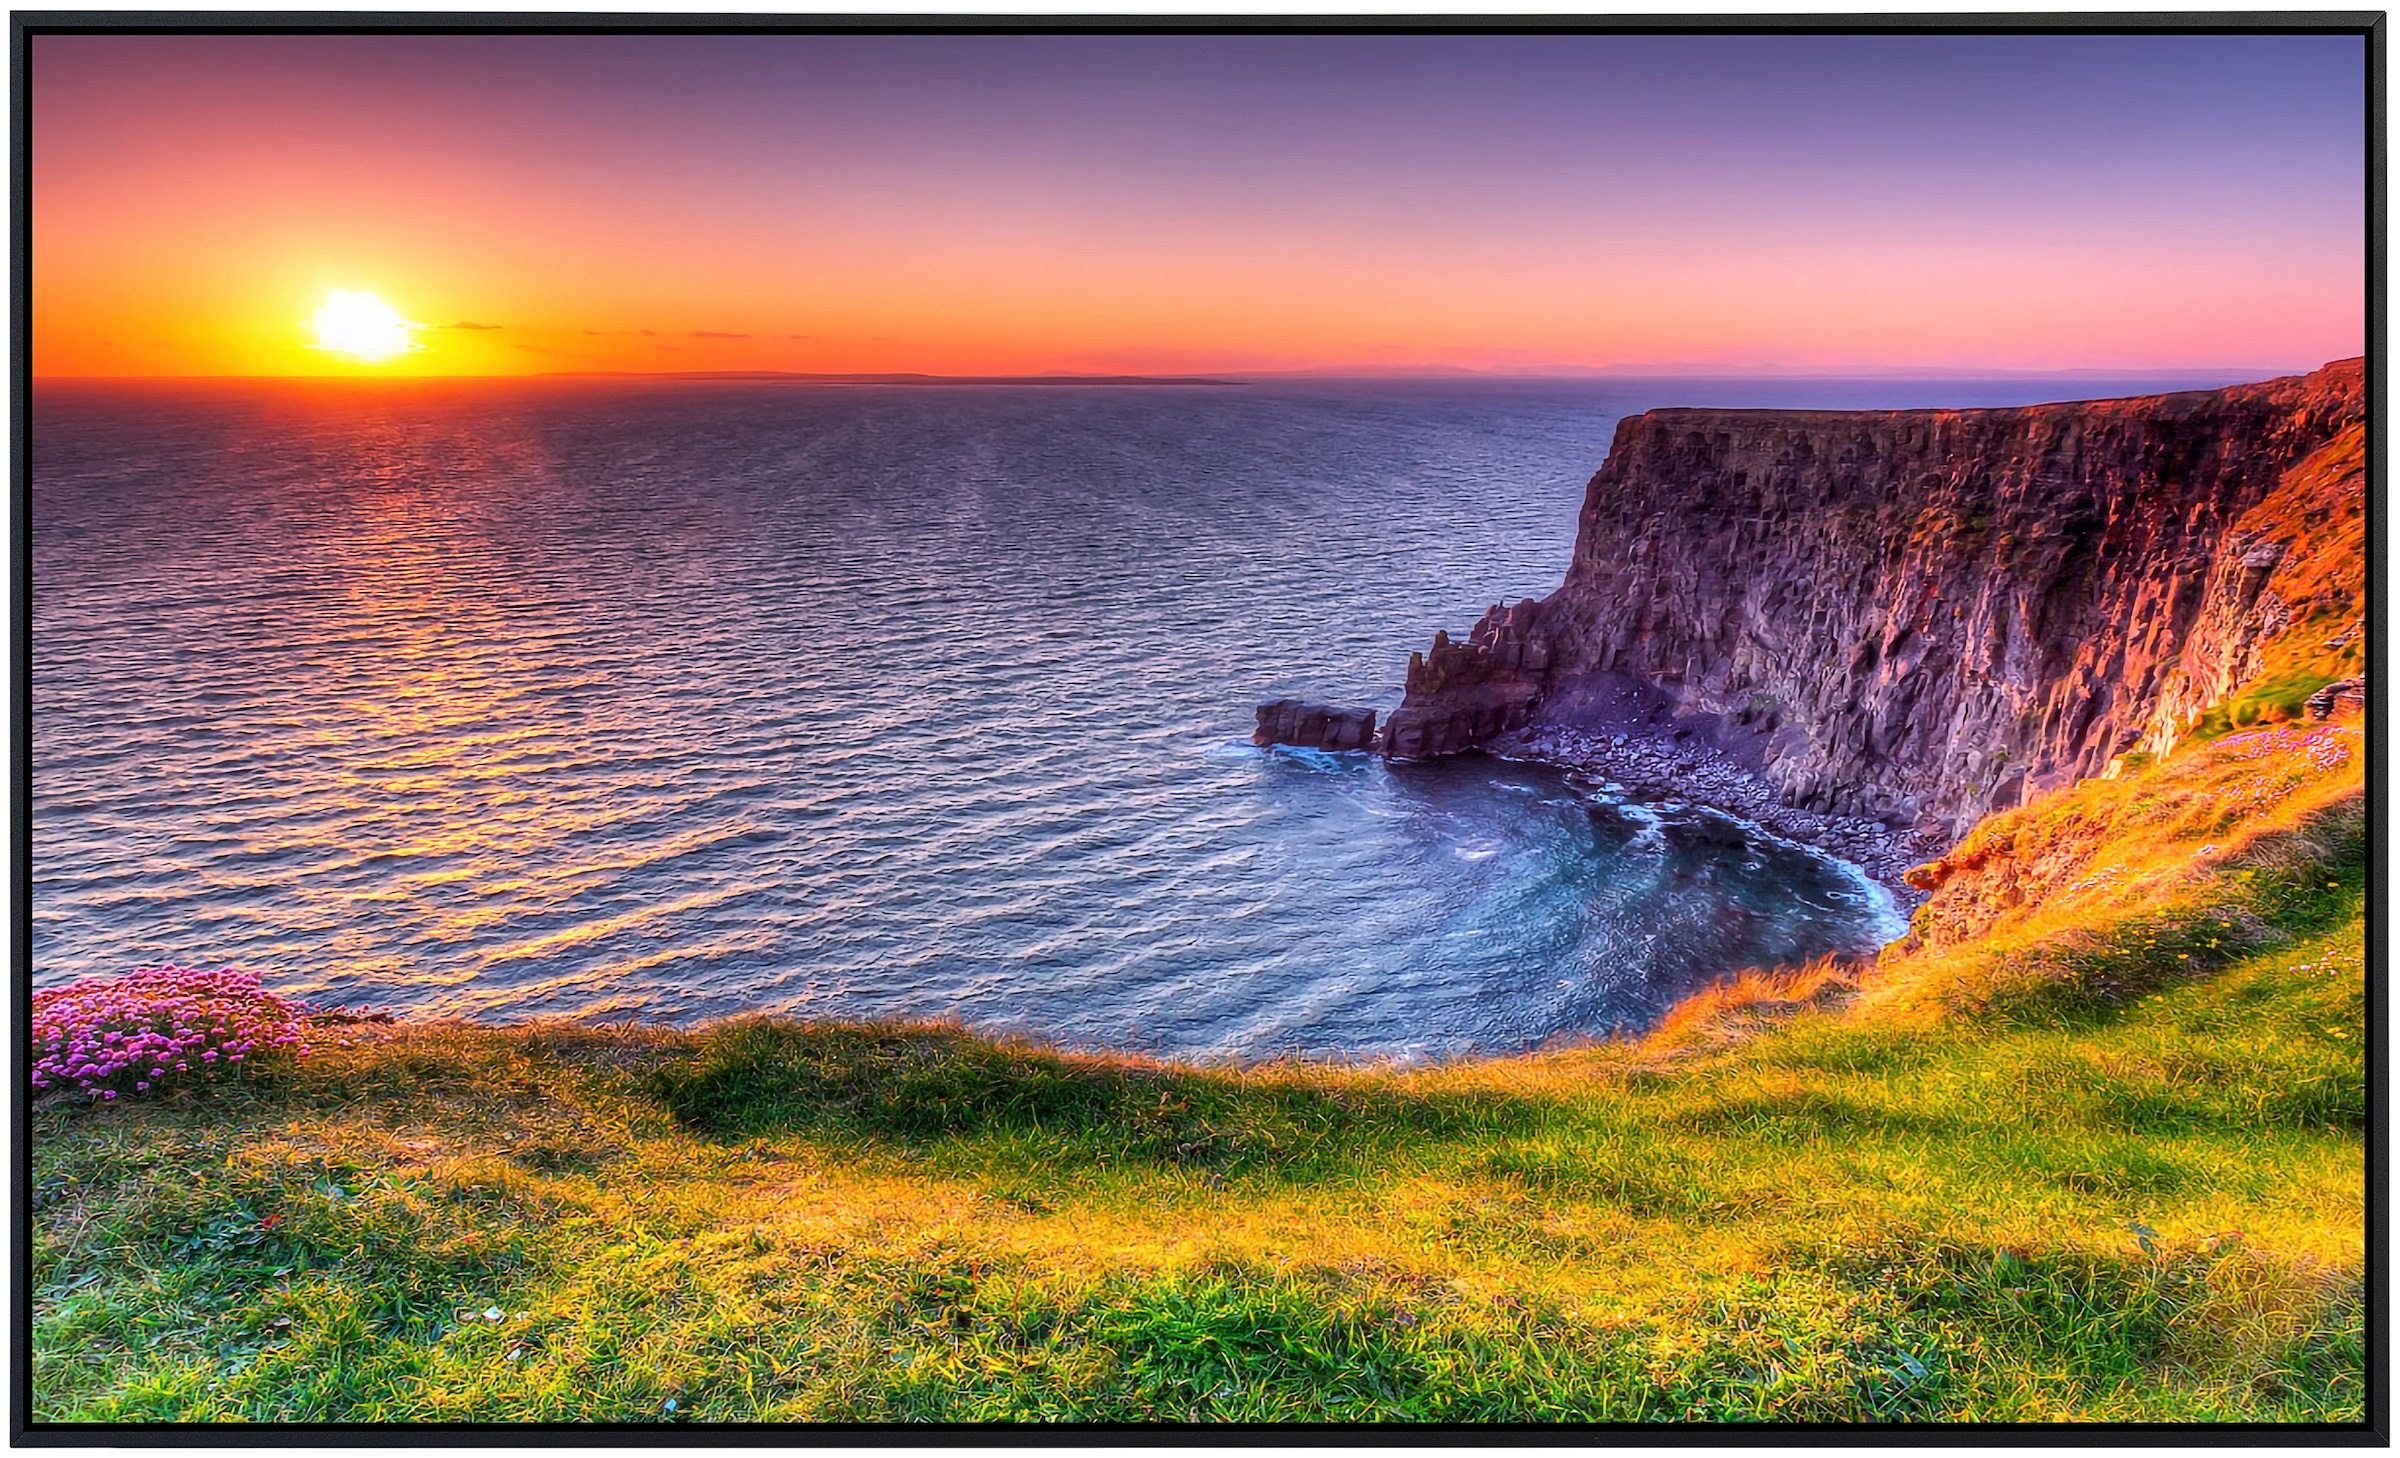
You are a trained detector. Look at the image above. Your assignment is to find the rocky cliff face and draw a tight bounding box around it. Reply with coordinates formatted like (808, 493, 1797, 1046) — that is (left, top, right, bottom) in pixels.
(2142, 418, 2367, 750)
(1388, 360, 2366, 841)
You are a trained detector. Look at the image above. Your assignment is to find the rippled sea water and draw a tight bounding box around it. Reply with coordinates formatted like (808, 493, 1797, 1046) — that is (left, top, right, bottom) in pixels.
(32, 374, 2245, 1059)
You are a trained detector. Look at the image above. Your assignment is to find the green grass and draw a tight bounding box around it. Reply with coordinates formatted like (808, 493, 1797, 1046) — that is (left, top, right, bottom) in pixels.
(2181, 662, 2348, 742)
(31, 888, 2364, 1422)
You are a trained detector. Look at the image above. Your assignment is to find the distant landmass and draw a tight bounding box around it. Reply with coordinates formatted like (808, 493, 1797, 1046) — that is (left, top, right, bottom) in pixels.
(1228, 363, 2305, 382)
(533, 370, 1243, 387)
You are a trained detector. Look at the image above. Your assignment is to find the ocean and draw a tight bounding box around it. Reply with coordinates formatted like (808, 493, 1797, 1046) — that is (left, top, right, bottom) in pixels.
(30, 372, 2255, 1059)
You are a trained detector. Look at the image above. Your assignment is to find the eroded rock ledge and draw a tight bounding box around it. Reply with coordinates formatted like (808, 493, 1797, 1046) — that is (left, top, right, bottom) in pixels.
(1254, 699, 1378, 752)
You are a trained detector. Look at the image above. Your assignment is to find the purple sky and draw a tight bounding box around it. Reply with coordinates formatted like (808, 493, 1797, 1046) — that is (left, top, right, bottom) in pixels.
(35, 31, 2370, 375)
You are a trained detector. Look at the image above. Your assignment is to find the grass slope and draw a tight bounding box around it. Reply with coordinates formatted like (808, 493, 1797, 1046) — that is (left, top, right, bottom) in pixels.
(29, 701, 2367, 1423)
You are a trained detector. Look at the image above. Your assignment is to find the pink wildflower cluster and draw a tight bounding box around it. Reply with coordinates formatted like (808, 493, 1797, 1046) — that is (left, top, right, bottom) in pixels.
(2065, 864, 2131, 896)
(2225, 773, 2306, 814)
(2216, 723, 2355, 774)
(31, 965, 312, 1101)
(2288, 950, 2363, 980)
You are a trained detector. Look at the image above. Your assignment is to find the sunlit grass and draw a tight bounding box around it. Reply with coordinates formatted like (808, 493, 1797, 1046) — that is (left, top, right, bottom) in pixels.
(1881, 719, 2362, 1023)
(32, 913, 2363, 1420)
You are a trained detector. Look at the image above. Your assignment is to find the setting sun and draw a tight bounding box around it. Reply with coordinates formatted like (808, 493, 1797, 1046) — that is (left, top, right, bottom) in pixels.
(308, 289, 421, 363)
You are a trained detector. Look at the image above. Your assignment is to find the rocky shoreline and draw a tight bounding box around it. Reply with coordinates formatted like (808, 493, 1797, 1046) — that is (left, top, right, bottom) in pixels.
(1483, 721, 1946, 905)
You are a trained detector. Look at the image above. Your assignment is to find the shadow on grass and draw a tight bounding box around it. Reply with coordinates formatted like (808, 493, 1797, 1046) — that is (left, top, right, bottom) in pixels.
(647, 1019, 1539, 1175)
(1963, 799, 2365, 1031)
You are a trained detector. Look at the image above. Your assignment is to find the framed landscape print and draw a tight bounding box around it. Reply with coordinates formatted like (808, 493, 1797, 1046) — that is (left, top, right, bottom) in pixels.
(16, 11, 2381, 1438)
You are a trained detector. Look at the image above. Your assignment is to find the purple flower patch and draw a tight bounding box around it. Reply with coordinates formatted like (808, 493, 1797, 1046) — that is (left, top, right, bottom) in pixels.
(31, 965, 316, 1102)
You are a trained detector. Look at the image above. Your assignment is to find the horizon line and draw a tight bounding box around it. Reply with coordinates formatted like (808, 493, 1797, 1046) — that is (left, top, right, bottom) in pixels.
(28, 361, 2331, 386)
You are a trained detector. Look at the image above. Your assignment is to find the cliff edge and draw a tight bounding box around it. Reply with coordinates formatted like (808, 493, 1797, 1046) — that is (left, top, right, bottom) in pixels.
(1383, 360, 2366, 844)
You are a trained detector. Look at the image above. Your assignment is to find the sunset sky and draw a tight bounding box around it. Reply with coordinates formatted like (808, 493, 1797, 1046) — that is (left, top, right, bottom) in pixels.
(33, 32, 2368, 378)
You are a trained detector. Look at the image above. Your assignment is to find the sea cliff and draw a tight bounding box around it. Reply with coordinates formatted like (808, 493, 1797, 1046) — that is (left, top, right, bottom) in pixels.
(1380, 360, 2367, 848)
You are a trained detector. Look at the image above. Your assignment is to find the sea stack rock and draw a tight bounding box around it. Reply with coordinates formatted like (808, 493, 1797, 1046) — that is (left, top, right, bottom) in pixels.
(1381, 600, 1550, 759)
(1254, 699, 1378, 752)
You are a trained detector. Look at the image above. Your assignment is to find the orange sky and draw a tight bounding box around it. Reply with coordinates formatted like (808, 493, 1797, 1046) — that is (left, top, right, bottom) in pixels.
(32, 34, 2369, 378)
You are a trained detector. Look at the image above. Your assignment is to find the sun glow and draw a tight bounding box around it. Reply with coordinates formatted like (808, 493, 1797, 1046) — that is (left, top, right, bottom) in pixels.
(308, 289, 422, 363)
